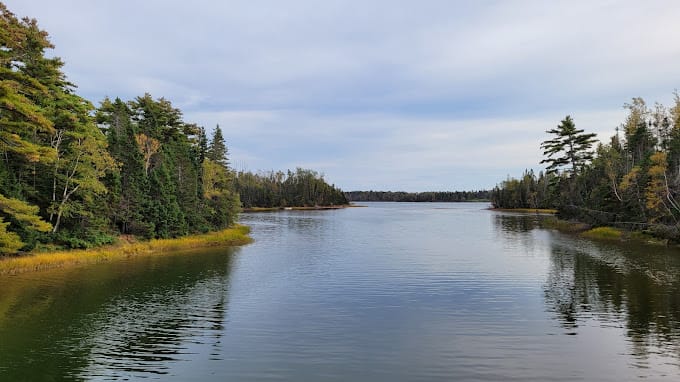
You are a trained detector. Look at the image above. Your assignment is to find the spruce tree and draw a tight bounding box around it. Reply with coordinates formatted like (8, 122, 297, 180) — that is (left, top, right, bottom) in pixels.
(197, 126, 208, 163)
(207, 126, 229, 168)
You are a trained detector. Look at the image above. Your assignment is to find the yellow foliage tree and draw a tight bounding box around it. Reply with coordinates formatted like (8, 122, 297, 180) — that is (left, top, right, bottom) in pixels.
(135, 133, 161, 175)
(0, 194, 51, 253)
(645, 151, 680, 222)
(0, 217, 23, 254)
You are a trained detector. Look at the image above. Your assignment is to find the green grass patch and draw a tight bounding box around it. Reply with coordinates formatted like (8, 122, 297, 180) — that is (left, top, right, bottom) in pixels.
(0, 225, 252, 276)
(581, 226, 623, 240)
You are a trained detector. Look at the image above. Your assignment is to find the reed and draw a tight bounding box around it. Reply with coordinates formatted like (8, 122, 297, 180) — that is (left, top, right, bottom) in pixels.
(0, 225, 252, 276)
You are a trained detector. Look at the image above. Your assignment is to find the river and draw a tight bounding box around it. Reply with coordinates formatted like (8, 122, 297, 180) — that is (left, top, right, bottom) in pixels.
(1, 202, 680, 381)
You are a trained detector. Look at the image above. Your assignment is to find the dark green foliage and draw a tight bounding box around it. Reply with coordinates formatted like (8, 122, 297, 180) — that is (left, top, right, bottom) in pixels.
(207, 126, 229, 167)
(197, 126, 208, 164)
(491, 170, 554, 209)
(148, 163, 186, 238)
(540, 116, 597, 176)
(98, 97, 154, 237)
(99, 94, 236, 239)
(235, 169, 348, 208)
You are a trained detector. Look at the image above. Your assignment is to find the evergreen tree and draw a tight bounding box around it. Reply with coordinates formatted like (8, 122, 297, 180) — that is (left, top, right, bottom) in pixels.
(234, 169, 348, 208)
(0, 3, 56, 251)
(148, 163, 186, 238)
(207, 126, 229, 168)
(540, 116, 597, 176)
(197, 126, 208, 163)
(203, 159, 240, 228)
(98, 98, 154, 237)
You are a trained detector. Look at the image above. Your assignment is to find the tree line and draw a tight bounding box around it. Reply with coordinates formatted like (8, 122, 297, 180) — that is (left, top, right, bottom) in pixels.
(345, 190, 490, 202)
(0, 4, 344, 253)
(492, 96, 680, 241)
(234, 169, 348, 208)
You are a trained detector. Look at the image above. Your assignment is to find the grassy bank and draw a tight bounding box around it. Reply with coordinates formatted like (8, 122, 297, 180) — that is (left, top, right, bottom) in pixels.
(539, 217, 669, 246)
(0, 225, 253, 276)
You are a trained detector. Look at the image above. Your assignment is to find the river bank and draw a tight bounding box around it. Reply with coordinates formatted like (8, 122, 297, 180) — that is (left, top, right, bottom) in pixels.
(492, 207, 672, 246)
(540, 217, 670, 246)
(0, 225, 252, 276)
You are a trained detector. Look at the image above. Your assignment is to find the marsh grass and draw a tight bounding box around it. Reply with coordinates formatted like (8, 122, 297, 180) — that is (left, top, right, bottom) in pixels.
(582, 226, 623, 240)
(0, 225, 252, 276)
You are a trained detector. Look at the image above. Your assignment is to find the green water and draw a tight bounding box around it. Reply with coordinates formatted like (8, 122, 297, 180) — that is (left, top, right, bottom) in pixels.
(1, 203, 680, 381)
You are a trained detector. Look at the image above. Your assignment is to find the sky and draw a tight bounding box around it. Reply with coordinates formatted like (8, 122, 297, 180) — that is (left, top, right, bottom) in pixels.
(5, 0, 680, 191)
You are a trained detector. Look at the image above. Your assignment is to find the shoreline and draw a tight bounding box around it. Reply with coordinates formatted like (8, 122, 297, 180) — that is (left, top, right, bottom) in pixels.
(490, 208, 672, 246)
(539, 217, 670, 246)
(489, 207, 558, 214)
(0, 225, 253, 276)
(242, 204, 356, 212)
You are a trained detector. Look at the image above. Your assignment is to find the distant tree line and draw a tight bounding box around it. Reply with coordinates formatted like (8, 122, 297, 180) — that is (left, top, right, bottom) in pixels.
(0, 4, 344, 254)
(234, 169, 348, 208)
(345, 190, 491, 202)
(492, 96, 680, 240)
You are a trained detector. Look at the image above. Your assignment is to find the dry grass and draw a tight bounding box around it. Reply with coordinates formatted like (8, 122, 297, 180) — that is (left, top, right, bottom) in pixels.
(0, 225, 252, 276)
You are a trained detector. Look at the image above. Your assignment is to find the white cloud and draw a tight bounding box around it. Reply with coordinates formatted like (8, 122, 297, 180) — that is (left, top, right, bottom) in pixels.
(183, 107, 627, 191)
(3, 0, 678, 190)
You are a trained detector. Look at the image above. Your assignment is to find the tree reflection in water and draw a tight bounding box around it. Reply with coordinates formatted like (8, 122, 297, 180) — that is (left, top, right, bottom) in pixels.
(494, 213, 680, 365)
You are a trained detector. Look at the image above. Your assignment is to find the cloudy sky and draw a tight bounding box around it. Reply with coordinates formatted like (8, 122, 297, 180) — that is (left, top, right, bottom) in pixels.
(6, 1, 680, 191)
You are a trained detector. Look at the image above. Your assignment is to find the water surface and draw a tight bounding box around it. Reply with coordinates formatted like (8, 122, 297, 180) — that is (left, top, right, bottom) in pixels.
(1, 202, 680, 381)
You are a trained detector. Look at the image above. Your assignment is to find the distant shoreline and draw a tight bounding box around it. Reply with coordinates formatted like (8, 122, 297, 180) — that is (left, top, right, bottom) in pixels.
(344, 190, 491, 203)
(347, 200, 491, 203)
(242, 205, 355, 212)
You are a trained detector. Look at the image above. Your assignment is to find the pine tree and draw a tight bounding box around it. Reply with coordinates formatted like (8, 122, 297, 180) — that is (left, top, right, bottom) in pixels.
(540, 116, 597, 176)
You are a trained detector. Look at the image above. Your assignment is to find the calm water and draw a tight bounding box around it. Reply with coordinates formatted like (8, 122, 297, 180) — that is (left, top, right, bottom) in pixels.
(2, 202, 680, 381)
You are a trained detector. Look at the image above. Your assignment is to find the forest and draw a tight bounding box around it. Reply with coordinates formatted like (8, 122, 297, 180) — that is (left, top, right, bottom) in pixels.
(235, 169, 347, 208)
(0, 4, 344, 254)
(345, 190, 490, 202)
(492, 97, 680, 241)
